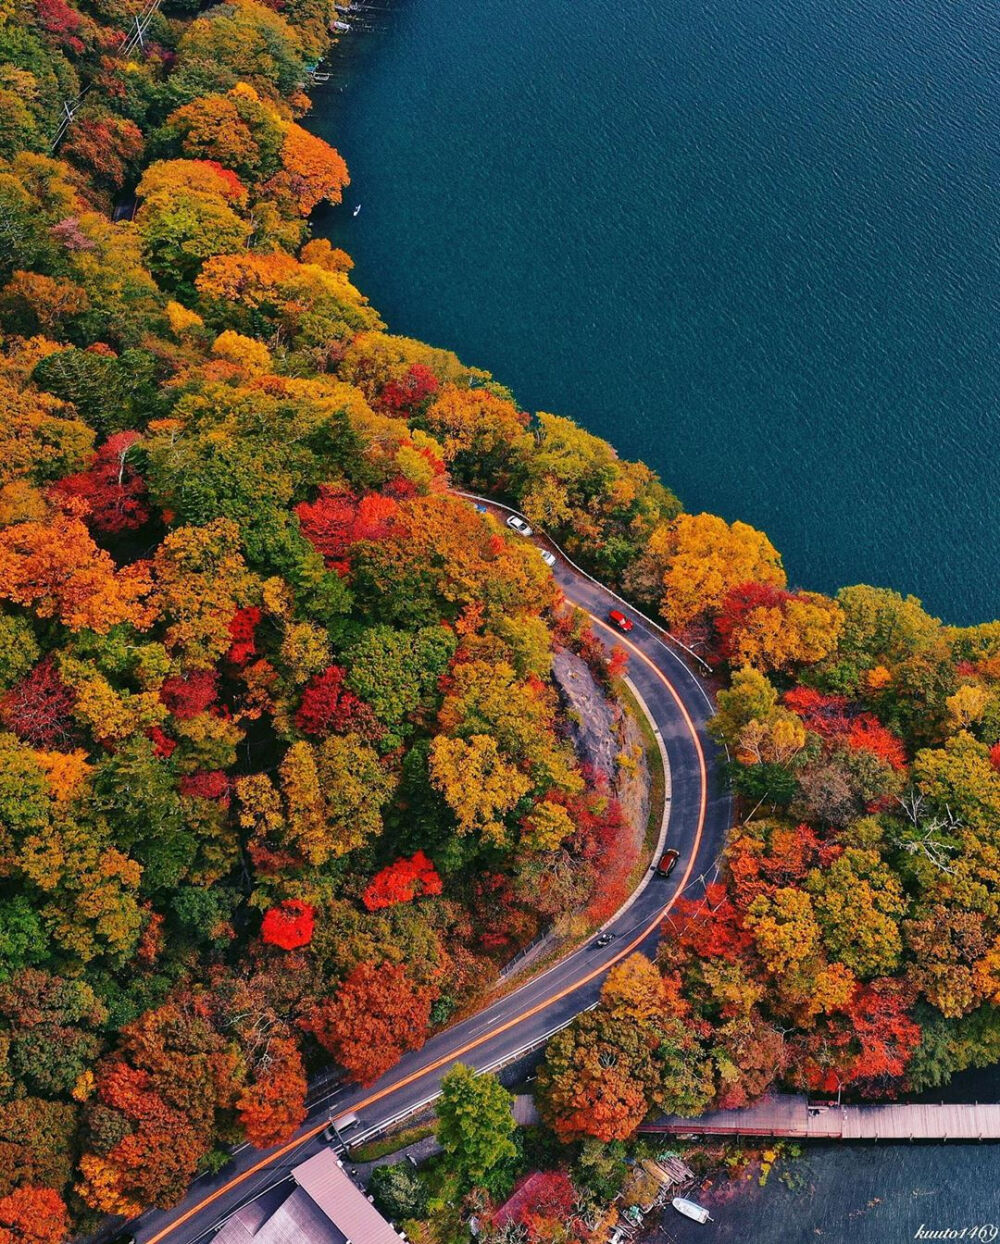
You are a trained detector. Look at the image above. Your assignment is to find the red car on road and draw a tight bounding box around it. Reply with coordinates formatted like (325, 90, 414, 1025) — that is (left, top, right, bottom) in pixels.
(608, 609, 634, 633)
(655, 849, 680, 878)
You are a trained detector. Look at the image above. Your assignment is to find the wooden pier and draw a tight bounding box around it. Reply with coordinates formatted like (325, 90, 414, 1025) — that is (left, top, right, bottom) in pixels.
(643, 1094, 1000, 1141)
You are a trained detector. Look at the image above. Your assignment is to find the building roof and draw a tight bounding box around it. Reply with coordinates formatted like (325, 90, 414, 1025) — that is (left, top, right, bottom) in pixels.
(213, 1186, 292, 1244)
(214, 1148, 403, 1244)
(293, 1149, 404, 1244)
(257, 1188, 347, 1244)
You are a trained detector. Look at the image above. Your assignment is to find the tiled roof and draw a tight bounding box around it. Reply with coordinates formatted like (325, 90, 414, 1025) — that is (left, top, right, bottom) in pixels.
(293, 1150, 404, 1244)
(214, 1148, 404, 1244)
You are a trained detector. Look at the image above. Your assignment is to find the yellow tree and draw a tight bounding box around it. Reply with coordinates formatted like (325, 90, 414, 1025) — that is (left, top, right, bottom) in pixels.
(429, 734, 532, 845)
(279, 736, 393, 865)
(422, 386, 531, 484)
(745, 888, 822, 977)
(19, 819, 143, 965)
(0, 367, 77, 485)
(658, 513, 785, 631)
(210, 330, 273, 377)
(2, 271, 89, 334)
(151, 519, 260, 667)
(806, 848, 905, 979)
(278, 741, 326, 865)
(946, 683, 990, 731)
(521, 799, 575, 850)
(437, 660, 568, 778)
(719, 588, 843, 673)
(710, 665, 804, 765)
(600, 953, 666, 1022)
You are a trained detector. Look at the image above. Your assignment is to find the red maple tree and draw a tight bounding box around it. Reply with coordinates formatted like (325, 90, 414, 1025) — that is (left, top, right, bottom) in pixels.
(51, 433, 150, 535)
(362, 851, 443, 910)
(159, 670, 218, 720)
(783, 686, 852, 737)
(179, 770, 230, 803)
(302, 961, 434, 1085)
(496, 1171, 576, 1233)
(295, 487, 402, 573)
(378, 364, 440, 414)
(225, 606, 261, 666)
(0, 655, 78, 748)
(0, 1185, 69, 1244)
(714, 581, 792, 662)
(666, 883, 752, 960)
(260, 900, 316, 950)
(844, 715, 906, 770)
(33, 0, 85, 52)
(237, 1036, 307, 1148)
(147, 725, 176, 758)
(294, 664, 379, 739)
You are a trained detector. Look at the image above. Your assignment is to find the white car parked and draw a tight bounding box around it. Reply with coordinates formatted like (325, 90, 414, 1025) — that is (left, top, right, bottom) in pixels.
(505, 514, 533, 537)
(538, 549, 556, 567)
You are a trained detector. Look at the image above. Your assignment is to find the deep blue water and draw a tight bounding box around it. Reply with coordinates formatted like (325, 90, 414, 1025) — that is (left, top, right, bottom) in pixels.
(312, 0, 1000, 626)
(663, 1142, 1000, 1243)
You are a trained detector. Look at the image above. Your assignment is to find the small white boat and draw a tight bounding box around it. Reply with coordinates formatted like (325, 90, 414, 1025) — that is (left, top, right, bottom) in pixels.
(353, 203, 361, 217)
(672, 1197, 713, 1224)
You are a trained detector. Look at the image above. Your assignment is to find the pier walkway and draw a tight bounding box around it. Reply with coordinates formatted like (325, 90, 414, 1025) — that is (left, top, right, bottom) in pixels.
(643, 1094, 1000, 1141)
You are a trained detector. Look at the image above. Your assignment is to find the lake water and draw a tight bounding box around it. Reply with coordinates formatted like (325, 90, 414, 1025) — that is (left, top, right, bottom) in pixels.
(312, 0, 1000, 626)
(662, 1141, 1000, 1243)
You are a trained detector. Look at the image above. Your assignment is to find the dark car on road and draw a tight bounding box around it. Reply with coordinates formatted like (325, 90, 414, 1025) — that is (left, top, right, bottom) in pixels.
(594, 932, 616, 948)
(655, 849, 680, 877)
(608, 609, 634, 633)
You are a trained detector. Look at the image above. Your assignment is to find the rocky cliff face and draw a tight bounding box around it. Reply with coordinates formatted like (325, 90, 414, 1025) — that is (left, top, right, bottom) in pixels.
(551, 649, 650, 834)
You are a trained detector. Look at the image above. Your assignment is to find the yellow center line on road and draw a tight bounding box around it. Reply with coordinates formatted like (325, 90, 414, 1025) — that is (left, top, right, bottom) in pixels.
(144, 617, 709, 1244)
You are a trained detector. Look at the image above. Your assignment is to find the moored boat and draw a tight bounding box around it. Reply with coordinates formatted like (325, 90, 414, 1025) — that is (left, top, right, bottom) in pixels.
(671, 1197, 713, 1224)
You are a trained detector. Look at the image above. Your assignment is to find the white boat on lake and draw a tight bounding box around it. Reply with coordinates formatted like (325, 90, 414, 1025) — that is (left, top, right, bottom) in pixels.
(671, 1197, 713, 1224)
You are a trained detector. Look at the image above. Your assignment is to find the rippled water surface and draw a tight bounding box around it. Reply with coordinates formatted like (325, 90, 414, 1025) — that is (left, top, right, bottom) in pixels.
(312, 0, 1000, 623)
(662, 1141, 1000, 1243)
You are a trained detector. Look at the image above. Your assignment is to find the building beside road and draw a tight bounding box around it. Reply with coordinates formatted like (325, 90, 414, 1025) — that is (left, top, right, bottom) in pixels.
(213, 1149, 406, 1244)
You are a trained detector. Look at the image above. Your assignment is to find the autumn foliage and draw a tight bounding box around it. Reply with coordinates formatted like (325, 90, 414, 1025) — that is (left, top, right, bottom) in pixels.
(379, 363, 440, 414)
(236, 1036, 308, 1147)
(0, 508, 156, 633)
(295, 487, 402, 573)
(784, 686, 907, 769)
(0, 657, 78, 748)
(362, 851, 443, 910)
(294, 665, 380, 739)
(3, 0, 1000, 1219)
(260, 900, 316, 950)
(51, 433, 150, 534)
(0, 1186, 69, 1244)
(271, 124, 350, 216)
(495, 1171, 577, 1236)
(303, 962, 435, 1085)
(159, 670, 219, 720)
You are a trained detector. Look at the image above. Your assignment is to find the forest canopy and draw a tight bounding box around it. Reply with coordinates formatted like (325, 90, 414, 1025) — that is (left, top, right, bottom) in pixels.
(2, 0, 1000, 1234)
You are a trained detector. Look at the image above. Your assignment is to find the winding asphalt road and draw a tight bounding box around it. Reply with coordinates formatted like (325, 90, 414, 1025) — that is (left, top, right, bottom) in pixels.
(134, 503, 732, 1244)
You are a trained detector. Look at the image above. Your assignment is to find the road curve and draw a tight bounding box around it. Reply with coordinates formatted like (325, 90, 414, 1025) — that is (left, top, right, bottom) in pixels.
(134, 507, 732, 1244)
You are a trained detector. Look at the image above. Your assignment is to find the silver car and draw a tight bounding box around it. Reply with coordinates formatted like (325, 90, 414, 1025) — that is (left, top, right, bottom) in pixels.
(506, 514, 533, 537)
(538, 548, 556, 567)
